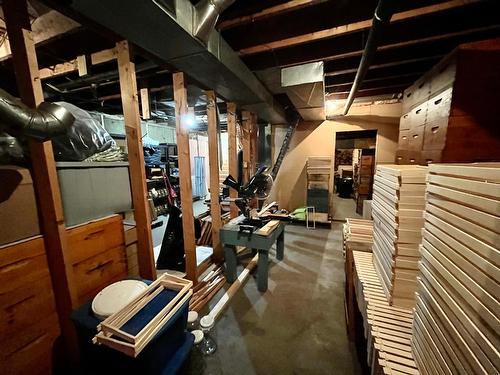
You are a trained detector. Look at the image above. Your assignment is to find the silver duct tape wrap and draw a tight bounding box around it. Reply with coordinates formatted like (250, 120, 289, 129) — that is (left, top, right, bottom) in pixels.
(0, 88, 74, 141)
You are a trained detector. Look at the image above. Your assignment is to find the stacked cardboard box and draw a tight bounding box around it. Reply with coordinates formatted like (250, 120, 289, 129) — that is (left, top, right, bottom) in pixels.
(371, 164, 427, 308)
(411, 163, 500, 375)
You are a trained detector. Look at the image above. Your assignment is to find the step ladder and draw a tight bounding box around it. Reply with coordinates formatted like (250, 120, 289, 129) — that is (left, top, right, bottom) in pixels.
(271, 117, 299, 180)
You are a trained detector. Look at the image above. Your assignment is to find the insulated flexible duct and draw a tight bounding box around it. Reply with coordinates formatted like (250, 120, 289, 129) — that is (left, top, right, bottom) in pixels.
(0, 88, 74, 141)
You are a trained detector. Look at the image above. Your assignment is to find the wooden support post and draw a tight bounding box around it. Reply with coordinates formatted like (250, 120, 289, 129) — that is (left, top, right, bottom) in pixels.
(206, 91, 223, 262)
(140, 87, 151, 120)
(116, 41, 156, 280)
(241, 110, 251, 183)
(249, 113, 258, 175)
(3, 0, 79, 364)
(173, 72, 198, 283)
(227, 102, 239, 218)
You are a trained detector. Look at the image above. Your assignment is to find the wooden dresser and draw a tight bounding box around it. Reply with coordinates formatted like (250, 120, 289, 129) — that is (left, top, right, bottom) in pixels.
(66, 215, 128, 306)
(397, 38, 500, 165)
(0, 237, 60, 375)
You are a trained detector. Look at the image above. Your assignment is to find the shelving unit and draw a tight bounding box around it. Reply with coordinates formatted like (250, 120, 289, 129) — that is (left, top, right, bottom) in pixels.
(306, 156, 332, 223)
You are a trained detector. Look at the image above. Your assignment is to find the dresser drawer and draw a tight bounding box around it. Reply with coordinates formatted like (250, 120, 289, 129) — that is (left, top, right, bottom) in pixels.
(395, 150, 421, 165)
(409, 102, 427, 128)
(408, 126, 425, 151)
(421, 150, 442, 165)
(423, 118, 448, 151)
(0, 237, 50, 295)
(429, 59, 456, 96)
(0, 275, 56, 339)
(1, 313, 59, 375)
(67, 215, 124, 264)
(426, 88, 452, 123)
(398, 130, 409, 149)
(73, 245, 127, 304)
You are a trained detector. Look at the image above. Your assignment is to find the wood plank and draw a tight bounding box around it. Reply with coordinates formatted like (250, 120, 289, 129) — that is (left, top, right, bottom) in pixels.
(90, 47, 117, 65)
(0, 9, 80, 61)
(227, 102, 238, 218)
(76, 55, 87, 76)
(116, 40, 156, 280)
(218, 0, 327, 30)
(39, 59, 78, 79)
(173, 72, 197, 283)
(206, 90, 223, 263)
(241, 110, 251, 183)
(249, 112, 258, 177)
(2, 0, 78, 364)
(238, 0, 478, 56)
(140, 88, 150, 120)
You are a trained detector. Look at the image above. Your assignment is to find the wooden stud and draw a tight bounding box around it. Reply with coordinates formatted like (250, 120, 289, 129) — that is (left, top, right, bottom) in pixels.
(90, 47, 118, 65)
(206, 91, 223, 262)
(227, 102, 238, 218)
(76, 55, 87, 76)
(2, 0, 79, 363)
(241, 110, 251, 183)
(116, 40, 156, 280)
(173, 72, 198, 283)
(140, 88, 151, 120)
(249, 113, 258, 176)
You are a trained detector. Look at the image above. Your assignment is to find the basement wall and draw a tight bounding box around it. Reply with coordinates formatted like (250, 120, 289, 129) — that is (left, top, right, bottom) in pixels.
(269, 102, 401, 211)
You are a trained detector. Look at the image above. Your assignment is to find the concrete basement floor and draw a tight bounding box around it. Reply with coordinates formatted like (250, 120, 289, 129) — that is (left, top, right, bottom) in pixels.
(181, 223, 364, 375)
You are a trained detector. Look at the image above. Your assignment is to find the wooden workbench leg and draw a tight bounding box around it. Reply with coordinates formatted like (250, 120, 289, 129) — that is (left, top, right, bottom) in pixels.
(257, 249, 269, 292)
(224, 245, 237, 283)
(276, 230, 285, 261)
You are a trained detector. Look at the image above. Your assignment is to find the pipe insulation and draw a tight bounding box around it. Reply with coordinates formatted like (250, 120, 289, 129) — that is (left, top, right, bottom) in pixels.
(0, 88, 74, 140)
(343, 0, 397, 115)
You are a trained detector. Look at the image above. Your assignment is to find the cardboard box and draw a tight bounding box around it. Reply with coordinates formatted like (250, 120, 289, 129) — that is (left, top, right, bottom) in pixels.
(0, 166, 40, 246)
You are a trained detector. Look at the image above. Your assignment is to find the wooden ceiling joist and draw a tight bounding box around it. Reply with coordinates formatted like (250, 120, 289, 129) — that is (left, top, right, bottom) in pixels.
(238, 0, 480, 56)
(218, 0, 327, 31)
(0, 9, 80, 61)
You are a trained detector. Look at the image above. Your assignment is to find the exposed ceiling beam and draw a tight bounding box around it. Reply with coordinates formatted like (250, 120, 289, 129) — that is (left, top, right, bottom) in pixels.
(326, 73, 420, 92)
(0, 9, 81, 61)
(218, 0, 328, 31)
(244, 24, 500, 70)
(326, 84, 407, 99)
(238, 0, 479, 56)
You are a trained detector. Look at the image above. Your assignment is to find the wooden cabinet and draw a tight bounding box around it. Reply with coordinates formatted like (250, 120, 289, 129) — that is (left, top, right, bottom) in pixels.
(66, 215, 128, 306)
(0, 237, 60, 375)
(397, 38, 500, 164)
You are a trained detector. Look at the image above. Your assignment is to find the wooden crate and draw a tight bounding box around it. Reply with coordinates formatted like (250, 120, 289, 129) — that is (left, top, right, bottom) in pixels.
(411, 163, 500, 375)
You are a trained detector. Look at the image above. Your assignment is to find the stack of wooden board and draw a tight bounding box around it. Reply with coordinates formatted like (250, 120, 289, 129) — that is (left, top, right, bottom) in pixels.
(343, 218, 373, 255)
(411, 163, 500, 375)
(352, 251, 419, 375)
(371, 164, 428, 308)
(306, 156, 331, 217)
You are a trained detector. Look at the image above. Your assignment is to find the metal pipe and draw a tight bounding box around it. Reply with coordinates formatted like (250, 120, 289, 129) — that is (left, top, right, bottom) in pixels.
(194, 0, 236, 44)
(343, 0, 396, 115)
(0, 88, 74, 140)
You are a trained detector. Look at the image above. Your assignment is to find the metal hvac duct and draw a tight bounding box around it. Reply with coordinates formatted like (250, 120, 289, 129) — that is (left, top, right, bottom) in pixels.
(343, 0, 396, 115)
(47, 0, 286, 124)
(0, 88, 74, 140)
(194, 0, 235, 44)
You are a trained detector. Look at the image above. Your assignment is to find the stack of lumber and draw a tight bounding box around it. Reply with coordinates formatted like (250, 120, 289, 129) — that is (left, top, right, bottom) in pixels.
(196, 213, 231, 246)
(411, 163, 500, 375)
(189, 265, 226, 312)
(371, 164, 428, 308)
(353, 251, 419, 375)
(196, 216, 213, 246)
(343, 218, 373, 255)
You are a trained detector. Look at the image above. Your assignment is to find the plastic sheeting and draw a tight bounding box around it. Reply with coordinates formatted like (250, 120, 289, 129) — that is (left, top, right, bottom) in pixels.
(51, 102, 118, 161)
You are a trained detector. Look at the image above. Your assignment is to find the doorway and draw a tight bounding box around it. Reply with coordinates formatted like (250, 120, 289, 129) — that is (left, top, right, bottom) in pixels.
(332, 130, 377, 220)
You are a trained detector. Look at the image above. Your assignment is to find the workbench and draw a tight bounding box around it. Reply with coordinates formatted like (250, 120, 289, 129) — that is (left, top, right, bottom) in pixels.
(220, 216, 286, 292)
